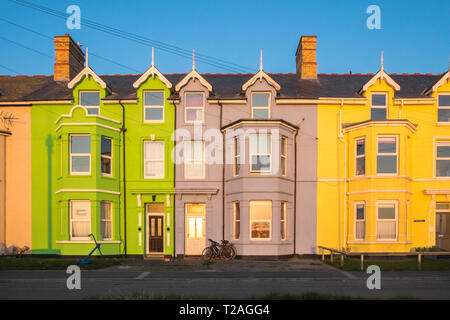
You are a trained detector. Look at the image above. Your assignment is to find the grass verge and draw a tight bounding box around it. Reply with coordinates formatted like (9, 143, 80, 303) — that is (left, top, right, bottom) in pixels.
(325, 257, 450, 271)
(0, 257, 124, 270)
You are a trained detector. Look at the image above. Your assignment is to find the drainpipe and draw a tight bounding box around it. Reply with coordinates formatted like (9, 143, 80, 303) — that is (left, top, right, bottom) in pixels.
(119, 100, 127, 257)
(293, 127, 298, 256)
(338, 99, 347, 251)
(219, 102, 225, 240)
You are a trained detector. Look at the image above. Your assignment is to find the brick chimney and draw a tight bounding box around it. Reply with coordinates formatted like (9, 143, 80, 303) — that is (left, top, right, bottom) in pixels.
(295, 35, 317, 80)
(53, 34, 85, 81)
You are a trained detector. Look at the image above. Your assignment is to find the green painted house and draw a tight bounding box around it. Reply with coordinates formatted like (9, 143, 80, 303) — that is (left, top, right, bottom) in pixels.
(31, 36, 176, 257)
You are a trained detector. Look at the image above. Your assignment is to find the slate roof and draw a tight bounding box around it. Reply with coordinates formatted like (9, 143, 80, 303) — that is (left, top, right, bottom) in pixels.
(0, 72, 445, 103)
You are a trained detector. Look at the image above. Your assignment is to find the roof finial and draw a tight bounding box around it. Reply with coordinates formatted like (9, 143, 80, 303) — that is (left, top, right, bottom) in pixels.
(260, 50, 263, 72)
(380, 51, 384, 71)
(85, 47, 89, 68)
(151, 47, 154, 67)
(192, 49, 196, 70)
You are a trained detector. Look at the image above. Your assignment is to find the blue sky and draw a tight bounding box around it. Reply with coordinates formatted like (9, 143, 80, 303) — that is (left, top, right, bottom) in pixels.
(0, 0, 449, 76)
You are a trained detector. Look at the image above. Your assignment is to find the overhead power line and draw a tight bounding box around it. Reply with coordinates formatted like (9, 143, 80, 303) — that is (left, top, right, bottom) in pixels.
(8, 0, 256, 73)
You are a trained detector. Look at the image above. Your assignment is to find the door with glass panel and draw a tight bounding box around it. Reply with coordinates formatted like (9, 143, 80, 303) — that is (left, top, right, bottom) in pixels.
(147, 203, 164, 254)
(436, 203, 450, 251)
(185, 204, 205, 255)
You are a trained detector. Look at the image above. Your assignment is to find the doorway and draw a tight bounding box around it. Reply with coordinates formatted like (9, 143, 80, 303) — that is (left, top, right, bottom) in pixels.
(147, 203, 164, 254)
(185, 203, 205, 255)
(436, 203, 450, 251)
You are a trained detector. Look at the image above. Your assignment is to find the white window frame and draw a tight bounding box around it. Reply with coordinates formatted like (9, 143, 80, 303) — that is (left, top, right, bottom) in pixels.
(281, 202, 287, 240)
(355, 137, 365, 176)
(184, 140, 205, 179)
(249, 133, 272, 174)
(249, 200, 272, 241)
(70, 134, 91, 175)
(100, 201, 113, 240)
(376, 201, 398, 241)
(437, 93, 450, 124)
(143, 141, 165, 179)
(233, 136, 241, 176)
(101, 136, 113, 177)
(233, 201, 240, 241)
(377, 135, 398, 175)
(79, 91, 100, 115)
(184, 92, 205, 124)
(143, 90, 165, 123)
(281, 136, 287, 176)
(370, 92, 388, 120)
(70, 200, 91, 240)
(436, 141, 450, 178)
(251, 92, 271, 119)
(354, 201, 365, 240)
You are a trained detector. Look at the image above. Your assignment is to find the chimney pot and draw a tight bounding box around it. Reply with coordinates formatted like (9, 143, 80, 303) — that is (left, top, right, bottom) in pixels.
(295, 35, 317, 80)
(53, 34, 85, 81)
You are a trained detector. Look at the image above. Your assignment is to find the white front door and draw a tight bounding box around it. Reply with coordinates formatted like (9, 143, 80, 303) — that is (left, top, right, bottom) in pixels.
(185, 203, 205, 255)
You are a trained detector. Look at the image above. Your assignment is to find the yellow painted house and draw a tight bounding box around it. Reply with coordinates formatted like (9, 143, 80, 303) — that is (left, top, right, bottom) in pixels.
(317, 61, 450, 253)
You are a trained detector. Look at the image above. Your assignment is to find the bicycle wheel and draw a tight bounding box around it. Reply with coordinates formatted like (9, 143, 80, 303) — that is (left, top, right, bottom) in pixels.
(220, 246, 233, 260)
(229, 245, 237, 259)
(202, 247, 214, 261)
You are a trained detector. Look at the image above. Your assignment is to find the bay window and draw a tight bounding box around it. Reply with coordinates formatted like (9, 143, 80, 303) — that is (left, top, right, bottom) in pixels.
(377, 136, 397, 174)
(376, 202, 397, 240)
(101, 201, 112, 240)
(70, 135, 91, 175)
(70, 200, 91, 240)
(101, 136, 112, 176)
(355, 138, 365, 176)
(355, 202, 365, 240)
(250, 134, 271, 173)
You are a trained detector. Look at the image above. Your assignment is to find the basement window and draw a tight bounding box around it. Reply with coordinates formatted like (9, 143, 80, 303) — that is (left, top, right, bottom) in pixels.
(80, 91, 100, 115)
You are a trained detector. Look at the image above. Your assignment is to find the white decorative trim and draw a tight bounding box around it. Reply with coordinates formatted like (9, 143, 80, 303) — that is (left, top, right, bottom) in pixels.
(360, 69, 400, 93)
(424, 71, 450, 95)
(342, 120, 417, 133)
(347, 189, 413, 195)
(242, 70, 281, 91)
(55, 189, 121, 195)
(175, 69, 213, 92)
(55, 105, 121, 124)
(55, 122, 121, 132)
(423, 189, 450, 195)
(56, 240, 121, 244)
(133, 65, 172, 89)
(67, 66, 109, 91)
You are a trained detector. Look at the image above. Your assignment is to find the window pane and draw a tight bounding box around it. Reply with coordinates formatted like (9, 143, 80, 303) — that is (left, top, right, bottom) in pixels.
(252, 108, 269, 119)
(186, 93, 203, 107)
(436, 203, 450, 211)
(72, 156, 90, 172)
(250, 201, 272, 220)
(439, 95, 450, 107)
(356, 205, 365, 220)
(438, 109, 450, 122)
(356, 221, 365, 239)
(101, 137, 111, 157)
(81, 92, 100, 106)
(371, 108, 386, 120)
(234, 137, 240, 156)
(437, 160, 450, 177)
(71, 201, 90, 219)
(145, 141, 164, 160)
(251, 222, 270, 239)
(371, 94, 386, 106)
(145, 107, 163, 121)
(72, 221, 91, 238)
(377, 221, 396, 239)
(281, 138, 287, 156)
(101, 202, 112, 220)
(377, 155, 397, 173)
(252, 93, 270, 107)
(186, 108, 202, 121)
(378, 206, 395, 219)
(234, 202, 240, 220)
(145, 161, 164, 177)
(101, 157, 111, 174)
(378, 138, 396, 153)
(71, 136, 90, 153)
(356, 157, 365, 175)
(235, 221, 240, 239)
(356, 139, 365, 156)
(258, 135, 271, 153)
(86, 107, 99, 115)
(251, 155, 271, 172)
(437, 145, 450, 158)
(144, 91, 164, 106)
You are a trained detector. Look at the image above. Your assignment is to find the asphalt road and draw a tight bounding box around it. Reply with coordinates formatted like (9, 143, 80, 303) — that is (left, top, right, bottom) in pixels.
(0, 260, 449, 300)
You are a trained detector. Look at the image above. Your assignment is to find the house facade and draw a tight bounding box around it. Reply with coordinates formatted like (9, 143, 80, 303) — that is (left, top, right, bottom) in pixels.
(0, 33, 449, 257)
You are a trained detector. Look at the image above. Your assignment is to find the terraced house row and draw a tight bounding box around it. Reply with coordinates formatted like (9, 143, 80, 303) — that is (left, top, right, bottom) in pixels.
(0, 34, 449, 258)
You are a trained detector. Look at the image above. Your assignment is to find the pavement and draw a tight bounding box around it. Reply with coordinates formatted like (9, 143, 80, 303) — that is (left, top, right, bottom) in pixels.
(0, 257, 450, 300)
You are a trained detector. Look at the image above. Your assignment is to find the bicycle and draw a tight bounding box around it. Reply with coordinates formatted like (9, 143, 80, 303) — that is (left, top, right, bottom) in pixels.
(220, 239, 237, 259)
(202, 239, 235, 261)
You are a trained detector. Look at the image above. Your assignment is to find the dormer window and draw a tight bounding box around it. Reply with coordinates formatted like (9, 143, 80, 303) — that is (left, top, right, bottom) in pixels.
(371, 93, 387, 120)
(251, 93, 270, 119)
(438, 94, 450, 123)
(144, 91, 164, 122)
(80, 91, 100, 115)
(185, 93, 204, 123)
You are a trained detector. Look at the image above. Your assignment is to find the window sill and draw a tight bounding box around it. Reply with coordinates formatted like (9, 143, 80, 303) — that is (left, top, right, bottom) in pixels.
(56, 240, 121, 244)
(347, 240, 412, 244)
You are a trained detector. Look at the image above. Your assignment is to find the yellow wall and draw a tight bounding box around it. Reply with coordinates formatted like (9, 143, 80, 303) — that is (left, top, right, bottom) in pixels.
(2, 107, 32, 248)
(317, 76, 450, 253)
